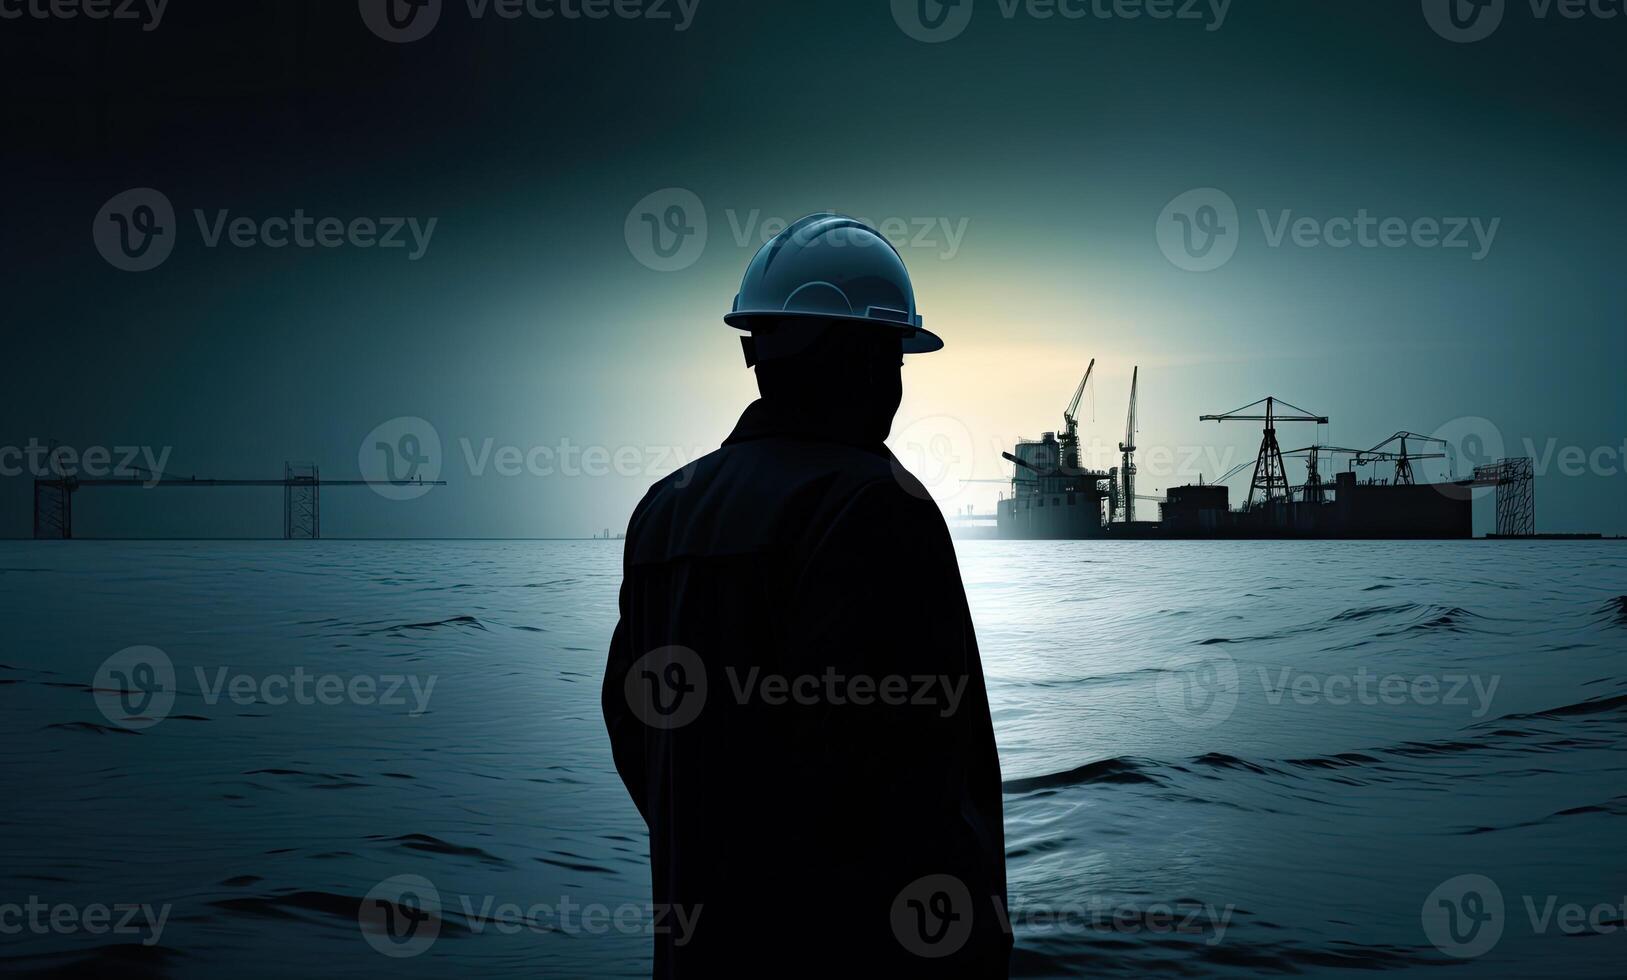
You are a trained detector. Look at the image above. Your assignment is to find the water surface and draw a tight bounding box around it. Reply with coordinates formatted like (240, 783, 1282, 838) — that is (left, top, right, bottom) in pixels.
(1, 540, 1622, 977)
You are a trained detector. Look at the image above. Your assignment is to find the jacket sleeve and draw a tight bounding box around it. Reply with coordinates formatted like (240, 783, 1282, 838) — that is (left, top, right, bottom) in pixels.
(603, 523, 650, 823)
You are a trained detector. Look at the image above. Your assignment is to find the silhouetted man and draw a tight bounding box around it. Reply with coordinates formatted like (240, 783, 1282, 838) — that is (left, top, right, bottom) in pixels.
(604, 214, 1008, 978)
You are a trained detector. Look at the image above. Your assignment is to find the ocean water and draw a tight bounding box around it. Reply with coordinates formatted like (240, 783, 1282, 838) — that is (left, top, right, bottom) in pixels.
(1, 540, 1623, 978)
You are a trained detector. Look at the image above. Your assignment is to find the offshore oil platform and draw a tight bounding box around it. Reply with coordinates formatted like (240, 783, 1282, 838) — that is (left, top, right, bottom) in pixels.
(995, 361, 1537, 540)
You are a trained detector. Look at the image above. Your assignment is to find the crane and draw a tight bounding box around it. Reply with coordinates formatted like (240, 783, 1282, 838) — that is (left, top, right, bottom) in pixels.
(1360, 431, 1449, 485)
(1199, 396, 1329, 509)
(1060, 358, 1095, 475)
(1118, 366, 1139, 523)
(1280, 445, 1372, 503)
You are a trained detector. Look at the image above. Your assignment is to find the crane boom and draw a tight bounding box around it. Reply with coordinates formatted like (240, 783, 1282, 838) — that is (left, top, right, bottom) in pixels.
(1120, 367, 1138, 452)
(1060, 358, 1095, 475)
(1063, 358, 1095, 429)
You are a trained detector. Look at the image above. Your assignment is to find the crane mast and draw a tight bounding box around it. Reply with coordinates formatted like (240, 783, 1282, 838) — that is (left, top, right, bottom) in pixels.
(1199, 396, 1329, 509)
(1060, 358, 1095, 474)
(1362, 431, 1450, 485)
(1119, 366, 1138, 523)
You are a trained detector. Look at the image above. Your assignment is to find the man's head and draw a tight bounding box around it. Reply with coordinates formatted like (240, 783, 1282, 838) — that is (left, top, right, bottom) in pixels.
(747, 318, 904, 443)
(724, 212, 941, 443)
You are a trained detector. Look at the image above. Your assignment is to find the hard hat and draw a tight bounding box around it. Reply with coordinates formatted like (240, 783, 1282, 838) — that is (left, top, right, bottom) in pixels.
(725, 212, 943, 353)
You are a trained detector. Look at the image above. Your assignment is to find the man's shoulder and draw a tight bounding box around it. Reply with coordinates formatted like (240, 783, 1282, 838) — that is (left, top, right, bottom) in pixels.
(639, 431, 891, 497)
(627, 435, 941, 562)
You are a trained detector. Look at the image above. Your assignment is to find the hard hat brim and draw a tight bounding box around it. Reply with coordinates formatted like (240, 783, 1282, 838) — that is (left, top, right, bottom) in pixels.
(724, 310, 944, 353)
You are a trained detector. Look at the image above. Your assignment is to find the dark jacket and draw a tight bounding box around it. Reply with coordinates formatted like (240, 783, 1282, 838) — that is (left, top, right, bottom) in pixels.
(604, 399, 1009, 978)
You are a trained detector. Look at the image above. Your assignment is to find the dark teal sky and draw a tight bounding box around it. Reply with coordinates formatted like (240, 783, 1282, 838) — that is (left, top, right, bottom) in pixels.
(2, 0, 1622, 536)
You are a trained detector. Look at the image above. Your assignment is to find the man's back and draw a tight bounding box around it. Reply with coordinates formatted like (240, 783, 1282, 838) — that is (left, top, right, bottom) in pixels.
(604, 398, 1009, 977)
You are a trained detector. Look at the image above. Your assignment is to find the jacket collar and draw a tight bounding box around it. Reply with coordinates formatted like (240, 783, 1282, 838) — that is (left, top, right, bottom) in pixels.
(723, 398, 890, 455)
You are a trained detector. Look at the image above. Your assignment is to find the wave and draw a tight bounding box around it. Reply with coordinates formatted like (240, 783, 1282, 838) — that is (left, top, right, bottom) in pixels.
(1005, 685, 1627, 800)
(1012, 929, 1454, 976)
(1195, 602, 1495, 647)
(1457, 794, 1627, 835)
(360, 614, 488, 636)
(1495, 692, 1627, 721)
(211, 888, 471, 935)
(42, 721, 140, 736)
(1593, 595, 1627, 626)
(1003, 757, 1163, 793)
(369, 832, 512, 866)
